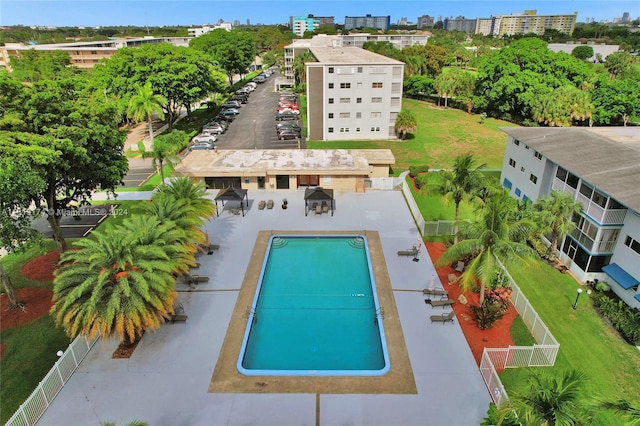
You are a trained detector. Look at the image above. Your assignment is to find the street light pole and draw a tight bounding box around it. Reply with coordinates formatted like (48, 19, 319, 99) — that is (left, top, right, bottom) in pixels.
(572, 288, 583, 309)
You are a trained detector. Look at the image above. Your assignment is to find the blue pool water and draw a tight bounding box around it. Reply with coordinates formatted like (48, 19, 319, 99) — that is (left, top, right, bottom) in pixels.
(237, 235, 390, 376)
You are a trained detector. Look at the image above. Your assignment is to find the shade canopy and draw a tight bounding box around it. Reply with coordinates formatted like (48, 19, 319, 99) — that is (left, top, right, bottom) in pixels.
(214, 188, 248, 216)
(304, 187, 334, 216)
(602, 263, 639, 290)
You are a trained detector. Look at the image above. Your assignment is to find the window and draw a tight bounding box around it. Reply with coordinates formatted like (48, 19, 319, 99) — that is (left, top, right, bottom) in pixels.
(357, 82, 363, 88)
(356, 128, 361, 132)
(371, 97, 382, 103)
(328, 83, 334, 89)
(328, 67, 334, 73)
(371, 112, 382, 118)
(356, 98, 362, 103)
(521, 166, 525, 173)
(509, 158, 516, 168)
(356, 112, 362, 118)
(530, 174, 538, 184)
(525, 145, 529, 150)
(339, 112, 350, 118)
(372, 82, 383, 88)
(340, 82, 351, 89)
(579, 182, 593, 199)
(624, 236, 640, 255)
(534, 151, 542, 160)
(340, 128, 349, 133)
(513, 139, 520, 146)
(357, 67, 363, 73)
(328, 113, 334, 119)
(340, 98, 350, 104)
(556, 166, 567, 181)
(370, 127, 381, 132)
(328, 98, 334, 104)
(328, 128, 334, 133)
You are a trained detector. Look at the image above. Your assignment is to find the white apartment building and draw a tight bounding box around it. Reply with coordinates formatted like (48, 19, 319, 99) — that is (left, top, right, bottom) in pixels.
(188, 23, 232, 37)
(499, 127, 640, 309)
(305, 46, 404, 141)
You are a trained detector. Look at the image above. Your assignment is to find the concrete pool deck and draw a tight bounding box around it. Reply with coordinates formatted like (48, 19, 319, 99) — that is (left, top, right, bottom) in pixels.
(37, 189, 490, 426)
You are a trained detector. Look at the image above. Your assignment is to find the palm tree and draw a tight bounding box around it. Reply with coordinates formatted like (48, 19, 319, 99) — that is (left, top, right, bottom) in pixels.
(436, 153, 487, 243)
(596, 399, 640, 426)
(292, 51, 316, 85)
(127, 82, 167, 152)
(50, 216, 190, 344)
(140, 131, 185, 185)
(395, 109, 418, 140)
(436, 192, 539, 304)
(511, 369, 588, 426)
(533, 191, 583, 261)
(159, 177, 216, 224)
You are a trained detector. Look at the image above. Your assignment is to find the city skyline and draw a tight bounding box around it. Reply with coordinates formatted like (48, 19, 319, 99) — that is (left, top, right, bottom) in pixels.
(1, 1, 638, 27)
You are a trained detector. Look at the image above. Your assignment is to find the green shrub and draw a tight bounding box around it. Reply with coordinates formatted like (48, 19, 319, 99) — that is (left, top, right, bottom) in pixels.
(591, 291, 640, 345)
(470, 299, 508, 330)
(414, 173, 430, 190)
(595, 281, 610, 292)
(480, 403, 519, 426)
(409, 165, 429, 177)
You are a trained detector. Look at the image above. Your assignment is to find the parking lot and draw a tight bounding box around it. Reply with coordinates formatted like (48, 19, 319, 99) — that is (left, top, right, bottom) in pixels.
(209, 71, 305, 150)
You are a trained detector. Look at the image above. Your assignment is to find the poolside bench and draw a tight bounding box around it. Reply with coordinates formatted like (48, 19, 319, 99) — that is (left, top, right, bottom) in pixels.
(425, 298, 455, 308)
(397, 247, 419, 257)
(267, 200, 274, 209)
(258, 200, 266, 210)
(423, 288, 448, 297)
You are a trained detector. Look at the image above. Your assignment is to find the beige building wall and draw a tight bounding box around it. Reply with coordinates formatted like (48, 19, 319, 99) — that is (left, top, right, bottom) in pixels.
(307, 66, 324, 141)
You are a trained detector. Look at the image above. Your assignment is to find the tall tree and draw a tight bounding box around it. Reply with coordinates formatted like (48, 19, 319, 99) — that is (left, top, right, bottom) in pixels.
(292, 51, 316, 85)
(604, 51, 635, 80)
(1, 75, 128, 253)
(591, 78, 640, 126)
(394, 109, 418, 140)
(190, 29, 257, 85)
(531, 86, 594, 127)
(533, 191, 583, 261)
(436, 192, 539, 304)
(127, 82, 167, 153)
(435, 153, 486, 243)
(9, 49, 76, 83)
(140, 130, 186, 185)
(50, 216, 191, 344)
(511, 369, 588, 426)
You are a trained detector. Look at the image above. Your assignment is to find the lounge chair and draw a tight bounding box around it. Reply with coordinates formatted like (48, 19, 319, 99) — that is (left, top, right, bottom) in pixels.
(315, 204, 322, 214)
(423, 288, 448, 297)
(425, 297, 455, 308)
(397, 246, 419, 256)
(430, 311, 455, 324)
(321, 201, 328, 214)
(198, 243, 219, 255)
(267, 200, 274, 209)
(454, 261, 465, 272)
(258, 200, 266, 210)
(186, 274, 209, 288)
(170, 314, 188, 323)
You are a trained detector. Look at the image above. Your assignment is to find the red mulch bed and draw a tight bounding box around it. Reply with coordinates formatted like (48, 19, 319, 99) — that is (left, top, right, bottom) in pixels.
(425, 242, 517, 367)
(20, 250, 60, 282)
(0, 288, 53, 331)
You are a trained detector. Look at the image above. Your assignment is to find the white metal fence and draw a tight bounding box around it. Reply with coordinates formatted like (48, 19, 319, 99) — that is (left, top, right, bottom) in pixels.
(365, 177, 403, 191)
(5, 334, 99, 426)
(401, 179, 560, 406)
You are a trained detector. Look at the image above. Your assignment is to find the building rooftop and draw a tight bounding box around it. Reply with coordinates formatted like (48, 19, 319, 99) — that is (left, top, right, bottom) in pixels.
(501, 127, 640, 213)
(174, 149, 395, 177)
(309, 46, 404, 65)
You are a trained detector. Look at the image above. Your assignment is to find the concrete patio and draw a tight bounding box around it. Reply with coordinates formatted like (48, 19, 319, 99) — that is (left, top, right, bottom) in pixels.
(37, 189, 490, 426)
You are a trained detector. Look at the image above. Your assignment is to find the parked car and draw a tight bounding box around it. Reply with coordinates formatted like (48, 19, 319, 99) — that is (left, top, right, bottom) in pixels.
(222, 101, 241, 109)
(189, 141, 215, 150)
(277, 129, 300, 140)
(221, 108, 240, 116)
(232, 95, 248, 104)
(205, 120, 227, 130)
(276, 122, 301, 133)
(192, 134, 217, 144)
(275, 112, 298, 121)
(202, 123, 225, 135)
(253, 76, 266, 84)
(277, 108, 299, 115)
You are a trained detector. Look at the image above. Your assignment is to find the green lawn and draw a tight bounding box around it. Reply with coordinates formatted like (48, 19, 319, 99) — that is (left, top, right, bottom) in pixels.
(307, 99, 517, 172)
(500, 261, 640, 423)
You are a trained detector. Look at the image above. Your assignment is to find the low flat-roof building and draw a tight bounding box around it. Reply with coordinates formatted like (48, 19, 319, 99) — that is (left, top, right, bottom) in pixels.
(174, 149, 395, 192)
(499, 127, 640, 309)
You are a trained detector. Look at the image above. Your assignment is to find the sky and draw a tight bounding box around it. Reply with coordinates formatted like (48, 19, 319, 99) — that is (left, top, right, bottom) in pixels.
(1, 0, 639, 27)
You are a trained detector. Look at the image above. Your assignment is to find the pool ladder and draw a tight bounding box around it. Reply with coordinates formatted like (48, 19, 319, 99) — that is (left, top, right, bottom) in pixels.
(245, 306, 258, 324)
(374, 307, 384, 325)
(348, 237, 365, 249)
(272, 237, 288, 248)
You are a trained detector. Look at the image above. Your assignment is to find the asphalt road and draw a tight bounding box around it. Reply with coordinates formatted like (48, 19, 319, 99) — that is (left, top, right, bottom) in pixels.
(214, 72, 305, 150)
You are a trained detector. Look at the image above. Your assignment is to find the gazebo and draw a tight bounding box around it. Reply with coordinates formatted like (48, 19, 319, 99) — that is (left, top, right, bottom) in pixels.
(304, 187, 334, 216)
(214, 187, 248, 216)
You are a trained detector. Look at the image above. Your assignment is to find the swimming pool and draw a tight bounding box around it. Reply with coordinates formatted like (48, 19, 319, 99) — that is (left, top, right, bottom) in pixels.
(237, 235, 390, 376)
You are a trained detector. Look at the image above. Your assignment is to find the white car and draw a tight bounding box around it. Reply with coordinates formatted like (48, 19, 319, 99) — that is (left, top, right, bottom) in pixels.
(192, 134, 217, 144)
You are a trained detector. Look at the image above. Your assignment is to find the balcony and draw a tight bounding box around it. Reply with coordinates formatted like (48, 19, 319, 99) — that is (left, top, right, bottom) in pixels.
(575, 192, 627, 225)
(552, 178, 576, 197)
(570, 229, 617, 254)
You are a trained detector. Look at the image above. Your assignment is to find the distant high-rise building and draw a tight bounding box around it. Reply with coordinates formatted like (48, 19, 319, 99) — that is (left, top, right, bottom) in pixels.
(246, 19, 250, 26)
(397, 17, 409, 26)
(308, 14, 335, 27)
(233, 20, 240, 27)
(444, 16, 477, 34)
(416, 15, 435, 29)
(344, 14, 391, 31)
(621, 12, 631, 23)
(493, 10, 577, 36)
